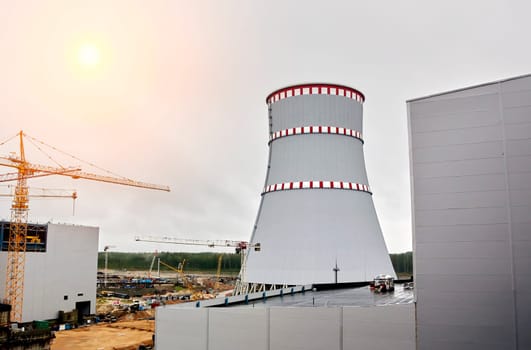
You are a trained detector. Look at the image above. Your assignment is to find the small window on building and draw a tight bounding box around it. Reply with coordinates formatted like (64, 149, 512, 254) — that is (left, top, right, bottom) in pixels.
(77, 293, 83, 297)
(64, 295, 68, 300)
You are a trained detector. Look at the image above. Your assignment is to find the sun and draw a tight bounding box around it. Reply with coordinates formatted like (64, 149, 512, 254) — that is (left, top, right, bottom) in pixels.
(78, 43, 101, 67)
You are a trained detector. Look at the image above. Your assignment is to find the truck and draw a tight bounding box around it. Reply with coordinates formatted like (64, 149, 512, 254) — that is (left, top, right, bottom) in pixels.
(370, 274, 395, 293)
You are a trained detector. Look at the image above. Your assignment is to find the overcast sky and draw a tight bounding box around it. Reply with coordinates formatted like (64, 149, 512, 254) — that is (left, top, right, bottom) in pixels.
(1, 0, 530, 254)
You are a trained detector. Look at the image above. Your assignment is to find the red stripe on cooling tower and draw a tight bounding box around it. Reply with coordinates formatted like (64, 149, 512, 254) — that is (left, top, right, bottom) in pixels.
(261, 181, 372, 195)
(266, 83, 365, 105)
(269, 125, 363, 144)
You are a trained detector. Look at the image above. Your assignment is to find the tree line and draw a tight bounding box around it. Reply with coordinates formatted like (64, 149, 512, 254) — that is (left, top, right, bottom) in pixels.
(390, 251, 413, 275)
(98, 251, 242, 273)
(99, 251, 413, 275)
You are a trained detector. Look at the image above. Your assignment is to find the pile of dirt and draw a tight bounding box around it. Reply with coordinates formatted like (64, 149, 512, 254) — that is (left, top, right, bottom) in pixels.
(96, 302, 115, 315)
(118, 310, 155, 322)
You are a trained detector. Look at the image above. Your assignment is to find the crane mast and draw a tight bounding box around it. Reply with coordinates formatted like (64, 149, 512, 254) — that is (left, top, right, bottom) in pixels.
(1, 131, 169, 322)
(5, 132, 29, 322)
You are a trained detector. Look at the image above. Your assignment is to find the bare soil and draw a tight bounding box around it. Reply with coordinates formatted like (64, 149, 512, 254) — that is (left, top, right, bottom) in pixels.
(51, 319, 154, 350)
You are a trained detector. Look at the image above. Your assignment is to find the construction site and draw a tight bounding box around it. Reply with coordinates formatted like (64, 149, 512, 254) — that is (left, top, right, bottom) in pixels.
(1, 76, 530, 350)
(0, 131, 174, 349)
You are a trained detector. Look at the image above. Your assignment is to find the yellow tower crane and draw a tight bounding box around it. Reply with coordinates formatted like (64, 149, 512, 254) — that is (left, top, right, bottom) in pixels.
(0, 131, 170, 322)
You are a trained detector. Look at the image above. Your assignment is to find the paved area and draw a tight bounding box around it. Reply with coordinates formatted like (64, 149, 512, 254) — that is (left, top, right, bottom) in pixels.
(233, 284, 414, 308)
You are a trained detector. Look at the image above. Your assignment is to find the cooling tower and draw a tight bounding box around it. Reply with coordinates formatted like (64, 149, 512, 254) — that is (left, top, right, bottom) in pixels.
(244, 83, 396, 286)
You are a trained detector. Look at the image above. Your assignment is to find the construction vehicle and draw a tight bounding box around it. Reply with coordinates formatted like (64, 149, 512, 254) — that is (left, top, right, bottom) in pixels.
(0, 130, 170, 322)
(370, 274, 395, 293)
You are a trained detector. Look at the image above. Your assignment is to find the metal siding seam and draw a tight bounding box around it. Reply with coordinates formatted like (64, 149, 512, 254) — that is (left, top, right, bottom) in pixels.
(498, 81, 519, 349)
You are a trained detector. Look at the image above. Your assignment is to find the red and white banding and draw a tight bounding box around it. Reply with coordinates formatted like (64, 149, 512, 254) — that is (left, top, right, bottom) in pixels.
(262, 181, 372, 195)
(269, 125, 363, 143)
(266, 83, 365, 105)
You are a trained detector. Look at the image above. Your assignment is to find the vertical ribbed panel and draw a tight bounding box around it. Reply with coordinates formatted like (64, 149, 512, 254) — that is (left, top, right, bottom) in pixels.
(244, 83, 396, 285)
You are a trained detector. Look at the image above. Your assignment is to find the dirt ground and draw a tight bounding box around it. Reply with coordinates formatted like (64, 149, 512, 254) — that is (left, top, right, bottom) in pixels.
(51, 319, 154, 350)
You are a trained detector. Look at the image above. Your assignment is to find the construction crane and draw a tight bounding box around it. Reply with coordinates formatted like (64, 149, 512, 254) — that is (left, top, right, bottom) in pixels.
(158, 259, 191, 289)
(134, 236, 260, 254)
(216, 255, 223, 280)
(134, 235, 261, 293)
(0, 131, 170, 322)
(0, 186, 78, 215)
(148, 251, 158, 279)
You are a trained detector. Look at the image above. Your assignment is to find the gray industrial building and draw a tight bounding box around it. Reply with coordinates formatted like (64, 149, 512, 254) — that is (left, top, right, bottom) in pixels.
(0, 222, 98, 323)
(408, 74, 531, 349)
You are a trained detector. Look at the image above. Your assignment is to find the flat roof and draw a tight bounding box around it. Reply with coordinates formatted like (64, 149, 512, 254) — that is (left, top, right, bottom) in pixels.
(407, 73, 531, 103)
(231, 284, 413, 308)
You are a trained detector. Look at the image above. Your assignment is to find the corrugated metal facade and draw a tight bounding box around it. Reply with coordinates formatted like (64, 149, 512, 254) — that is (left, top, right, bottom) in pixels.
(408, 75, 531, 349)
(244, 84, 395, 285)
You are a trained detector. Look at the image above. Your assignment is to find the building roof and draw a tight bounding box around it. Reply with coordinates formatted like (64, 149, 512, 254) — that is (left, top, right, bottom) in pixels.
(407, 73, 531, 103)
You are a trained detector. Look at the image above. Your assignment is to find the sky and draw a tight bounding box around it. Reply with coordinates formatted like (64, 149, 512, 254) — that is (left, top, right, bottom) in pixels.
(1, 0, 531, 254)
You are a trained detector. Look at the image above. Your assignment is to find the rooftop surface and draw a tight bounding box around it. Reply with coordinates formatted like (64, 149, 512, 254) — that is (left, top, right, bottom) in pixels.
(230, 284, 414, 308)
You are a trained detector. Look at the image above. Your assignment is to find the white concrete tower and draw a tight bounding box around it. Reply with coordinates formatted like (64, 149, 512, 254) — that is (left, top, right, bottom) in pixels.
(244, 83, 396, 286)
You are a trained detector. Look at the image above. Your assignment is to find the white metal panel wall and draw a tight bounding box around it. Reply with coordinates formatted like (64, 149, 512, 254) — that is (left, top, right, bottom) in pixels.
(408, 75, 531, 349)
(156, 308, 208, 350)
(343, 304, 415, 350)
(0, 223, 98, 322)
(269, 307, 340, 350)
(209, 308, 268, 350)
(155, 304, 414, 350)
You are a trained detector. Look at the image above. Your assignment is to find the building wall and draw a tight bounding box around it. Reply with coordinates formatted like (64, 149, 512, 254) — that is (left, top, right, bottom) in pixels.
(0, 223, 98, 322)
(155, 304, 414, 350)
(408, 75, 531, 349)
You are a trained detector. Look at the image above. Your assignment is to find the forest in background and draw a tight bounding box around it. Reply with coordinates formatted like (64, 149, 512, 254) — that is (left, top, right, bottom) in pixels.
(98, 251, 413, 275)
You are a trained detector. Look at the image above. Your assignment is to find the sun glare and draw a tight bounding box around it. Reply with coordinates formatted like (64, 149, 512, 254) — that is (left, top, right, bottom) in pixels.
(78, 44, 101, 67)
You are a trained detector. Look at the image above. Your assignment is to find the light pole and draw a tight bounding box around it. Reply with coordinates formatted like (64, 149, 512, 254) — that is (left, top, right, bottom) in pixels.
(103, 245, 116, 288)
